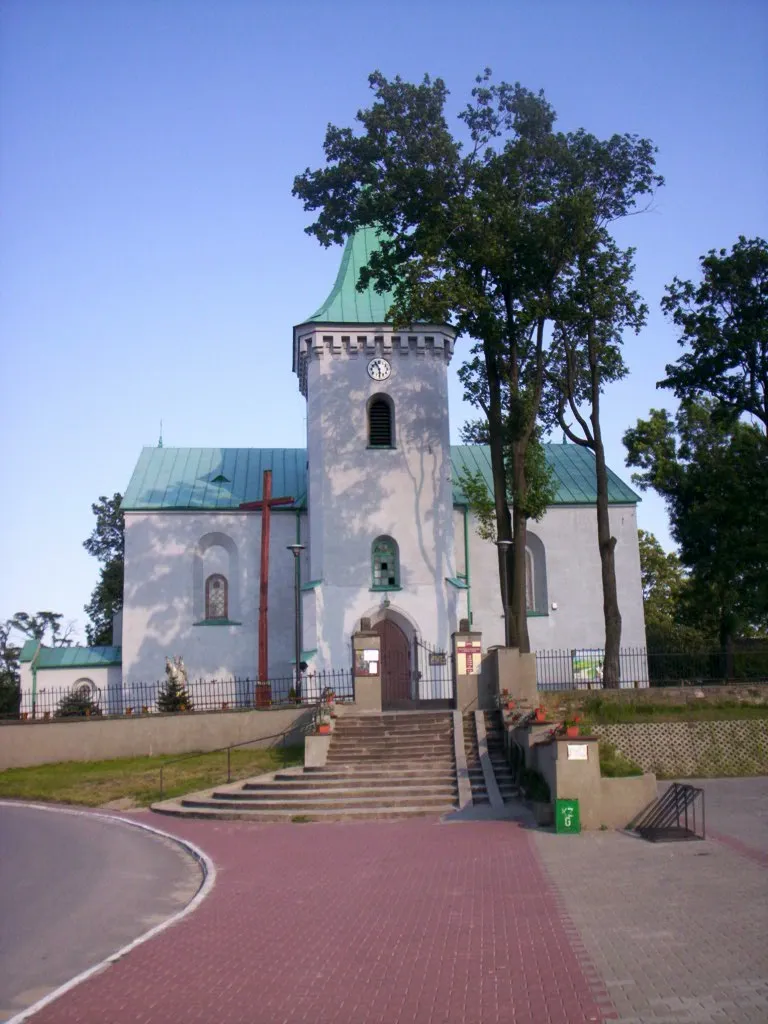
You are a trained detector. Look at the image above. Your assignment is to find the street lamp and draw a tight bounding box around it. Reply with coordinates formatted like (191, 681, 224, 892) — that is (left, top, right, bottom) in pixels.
(495, 539, 513, 648)
(286, 544, 306, 699)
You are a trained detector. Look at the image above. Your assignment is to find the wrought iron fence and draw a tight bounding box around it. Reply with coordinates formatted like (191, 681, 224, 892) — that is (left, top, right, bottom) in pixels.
(4, 668, 355, 722)
(535, 647, 768, 691)
(415, 637, 454, 701)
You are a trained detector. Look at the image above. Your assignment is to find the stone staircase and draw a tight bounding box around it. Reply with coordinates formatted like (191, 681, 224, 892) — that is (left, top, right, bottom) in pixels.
(484, 711, 518, 803)
(153, 711, 459, 822)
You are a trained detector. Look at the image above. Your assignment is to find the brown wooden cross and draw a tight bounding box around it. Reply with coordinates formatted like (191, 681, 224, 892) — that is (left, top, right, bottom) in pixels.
(239, 469, 294, 682)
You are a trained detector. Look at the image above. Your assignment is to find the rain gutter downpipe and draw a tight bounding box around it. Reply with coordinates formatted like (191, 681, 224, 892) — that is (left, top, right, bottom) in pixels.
(462, 505, 472, 627)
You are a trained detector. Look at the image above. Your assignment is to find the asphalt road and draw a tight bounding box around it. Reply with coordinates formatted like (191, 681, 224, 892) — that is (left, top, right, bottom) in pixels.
(0, 805, 202, 1023)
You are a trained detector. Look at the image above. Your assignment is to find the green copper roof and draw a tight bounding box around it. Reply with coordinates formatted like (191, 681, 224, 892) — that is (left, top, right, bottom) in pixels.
(123, 448, 307, 511)
(303, 226, 396, 324)
(451, 444, 639, 506)
(19, 641, 122, 668)
(123, 444, 637, 511)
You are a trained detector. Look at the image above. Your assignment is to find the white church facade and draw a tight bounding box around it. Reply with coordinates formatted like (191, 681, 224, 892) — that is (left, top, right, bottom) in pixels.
(21, 228, 646, 712)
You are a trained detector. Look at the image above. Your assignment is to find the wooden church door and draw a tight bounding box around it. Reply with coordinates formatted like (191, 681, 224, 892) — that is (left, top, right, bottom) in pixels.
(374, 619, 412, 708)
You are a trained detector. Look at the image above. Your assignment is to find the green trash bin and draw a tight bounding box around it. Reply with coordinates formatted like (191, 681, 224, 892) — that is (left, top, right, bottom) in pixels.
(555, 798, 581, 834)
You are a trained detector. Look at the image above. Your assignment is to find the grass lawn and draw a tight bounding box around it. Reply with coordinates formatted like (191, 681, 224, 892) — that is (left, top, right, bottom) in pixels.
(0, 744, 304, 808)
(579, 698, 768, 725)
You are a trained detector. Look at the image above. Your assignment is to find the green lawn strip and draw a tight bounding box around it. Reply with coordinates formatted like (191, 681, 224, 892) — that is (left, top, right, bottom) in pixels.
(0, 745, 304, 808)
(578, 698, 768, 725)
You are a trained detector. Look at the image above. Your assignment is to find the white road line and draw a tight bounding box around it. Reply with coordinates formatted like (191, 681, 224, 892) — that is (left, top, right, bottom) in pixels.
(0, 801, 216, 1024)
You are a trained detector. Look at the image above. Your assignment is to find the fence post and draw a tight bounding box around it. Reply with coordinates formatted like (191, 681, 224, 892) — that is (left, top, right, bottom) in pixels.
(227, 745, 231, 783)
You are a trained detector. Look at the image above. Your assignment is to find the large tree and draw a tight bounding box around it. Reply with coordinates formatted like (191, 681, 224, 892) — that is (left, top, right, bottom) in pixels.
(293, 70, 661, 650)
(624, 401, 768, 657)
(1, 612, 73, 717)
(547, 239, 646, 685)
(83, 493, 124, 645)
(659, 236, 768, 434)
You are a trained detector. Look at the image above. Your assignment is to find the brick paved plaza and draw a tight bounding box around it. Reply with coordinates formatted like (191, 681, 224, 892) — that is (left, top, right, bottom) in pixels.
(29, 780, 768, 1024)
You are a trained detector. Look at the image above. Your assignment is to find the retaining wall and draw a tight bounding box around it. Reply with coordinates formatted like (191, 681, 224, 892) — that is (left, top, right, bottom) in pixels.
(592, 719, 768, 778)
(0, 708, 313, 770)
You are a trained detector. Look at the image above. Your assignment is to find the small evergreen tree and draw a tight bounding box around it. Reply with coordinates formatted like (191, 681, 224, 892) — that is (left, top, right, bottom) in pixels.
(157, 657, 193, 713)
(55, 687, 101, 718)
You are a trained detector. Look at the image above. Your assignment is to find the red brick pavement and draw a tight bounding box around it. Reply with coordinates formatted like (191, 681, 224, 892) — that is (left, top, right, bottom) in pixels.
(32, 816, 612, 1024)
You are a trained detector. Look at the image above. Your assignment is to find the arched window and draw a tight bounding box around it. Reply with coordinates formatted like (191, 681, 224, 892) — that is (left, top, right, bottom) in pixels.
(368, 396, 394, 448)
(205, 573, 228, 620)
(372, 536, 400, 589)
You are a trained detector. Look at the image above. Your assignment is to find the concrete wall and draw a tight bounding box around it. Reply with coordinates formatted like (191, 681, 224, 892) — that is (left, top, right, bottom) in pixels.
(463, 503, 646, 657)
(0, 707, 312, 769)
(300, 329, 459, 667)
(122, 510, 309, 686)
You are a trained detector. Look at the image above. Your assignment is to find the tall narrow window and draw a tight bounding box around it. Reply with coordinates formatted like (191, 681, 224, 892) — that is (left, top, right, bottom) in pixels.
(372, 536, 400, 589)
(368, 396, 393, 447)
(205, 574, 228, 620)
(525, 548, 535, 612)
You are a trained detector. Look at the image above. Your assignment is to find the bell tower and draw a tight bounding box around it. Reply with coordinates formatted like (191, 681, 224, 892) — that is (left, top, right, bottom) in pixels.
(293, 227, 459, 670)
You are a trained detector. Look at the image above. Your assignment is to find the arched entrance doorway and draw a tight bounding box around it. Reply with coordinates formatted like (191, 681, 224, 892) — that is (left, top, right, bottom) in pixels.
(373, 618, 413, 709)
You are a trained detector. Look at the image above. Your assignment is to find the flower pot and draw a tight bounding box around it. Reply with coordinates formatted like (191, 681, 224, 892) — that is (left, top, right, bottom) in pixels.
(565, 725, 580, 738)
(21, 712, 28, 721)
(317, 723, 331, 735)
(221, 703, 229, 710)
(125, 708, 133, 716)
(506, 700, 516, 710)
(141, 706, 149, 714)
(43, 711, 50, 720)
(534, 709, 546, 723)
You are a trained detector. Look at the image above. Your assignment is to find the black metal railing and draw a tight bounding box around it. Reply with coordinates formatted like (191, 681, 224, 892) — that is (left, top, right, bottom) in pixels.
(631, 782, 705, 842)
(415, 637, 454, 701)
(535, 647, 768, 690)
(4, 668, 355, 721)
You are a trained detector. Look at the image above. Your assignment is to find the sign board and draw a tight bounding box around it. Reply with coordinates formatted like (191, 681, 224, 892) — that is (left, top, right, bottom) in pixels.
(571, 649, 604, 686)
(429, 652, 447, 666)
(555, 798, 581, 834)
(354, 649, 379, 676)
(566, 743, 588, 761)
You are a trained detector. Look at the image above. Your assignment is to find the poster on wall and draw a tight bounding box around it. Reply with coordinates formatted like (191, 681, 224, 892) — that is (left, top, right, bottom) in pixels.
(571, 649, 604, 688)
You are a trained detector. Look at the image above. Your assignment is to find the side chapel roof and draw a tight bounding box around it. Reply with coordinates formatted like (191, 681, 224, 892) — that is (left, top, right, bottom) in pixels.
(122, 444, 639, 511)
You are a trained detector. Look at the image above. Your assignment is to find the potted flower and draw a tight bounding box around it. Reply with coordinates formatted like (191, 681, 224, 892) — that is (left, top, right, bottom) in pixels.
(221, 702, 229, 711)
(125, 707, 133, 716)
(534, 707, 547, 723)
(565, 716, 581, 738)
(499, 688, 516, 711)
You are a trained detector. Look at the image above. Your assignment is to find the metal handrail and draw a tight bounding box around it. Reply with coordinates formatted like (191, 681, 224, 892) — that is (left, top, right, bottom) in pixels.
(158, 723, 299, 800)
(157, 694, 333, 799)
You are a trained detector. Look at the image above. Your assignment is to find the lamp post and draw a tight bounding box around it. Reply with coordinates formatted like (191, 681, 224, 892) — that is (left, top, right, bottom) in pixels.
(286, 544, 305, 700)
(495, 539, 513, 648)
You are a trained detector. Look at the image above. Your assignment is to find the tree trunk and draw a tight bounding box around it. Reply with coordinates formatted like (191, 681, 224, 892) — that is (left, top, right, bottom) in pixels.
(510, 439, 530, 652)
(484, 339, 515, 645)
(592, 394, 622, 688)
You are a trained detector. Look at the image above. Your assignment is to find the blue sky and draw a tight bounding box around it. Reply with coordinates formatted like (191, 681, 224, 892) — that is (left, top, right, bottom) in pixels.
(1, 0, 766, 639)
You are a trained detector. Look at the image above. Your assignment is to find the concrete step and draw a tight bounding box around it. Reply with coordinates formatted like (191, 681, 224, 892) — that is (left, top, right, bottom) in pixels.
(247, 778, 457, 793)
(185, 793, 455, 811)
(154, 803, 455, 822)
(231, 784, 458, 799)
(326, 754, 455, 764)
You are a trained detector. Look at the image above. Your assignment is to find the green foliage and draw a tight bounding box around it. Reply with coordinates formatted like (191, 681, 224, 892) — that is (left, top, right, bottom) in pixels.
(598, 740, 643, 777)
(10, 612, 74, 646)
(0, 622, 21, 717)
(625, 401, 768, 645)
(294, 68, 661, 650)
(83, 494, 124, 646)
(54, 688, 102, 718)
(156, 675, 194, 714)
(660, 236, 768, 432)
(638, 530, 687, 626)
(580, 696, 768, 724)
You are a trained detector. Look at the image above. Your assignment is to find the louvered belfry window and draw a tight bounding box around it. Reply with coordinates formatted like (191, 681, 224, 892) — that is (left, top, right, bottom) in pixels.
(368, 397, 393, 447)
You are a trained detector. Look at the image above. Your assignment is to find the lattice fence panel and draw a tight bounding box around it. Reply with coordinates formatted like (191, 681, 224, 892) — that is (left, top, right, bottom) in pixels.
(592, 720, 768, 778)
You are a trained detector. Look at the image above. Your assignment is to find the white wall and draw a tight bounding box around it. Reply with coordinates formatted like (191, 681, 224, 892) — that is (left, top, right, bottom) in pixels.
(462, 503, 646, 654)
(19, 665, 122, 717)
(300, 330, 458, 667)
(122, 510, 309, 687)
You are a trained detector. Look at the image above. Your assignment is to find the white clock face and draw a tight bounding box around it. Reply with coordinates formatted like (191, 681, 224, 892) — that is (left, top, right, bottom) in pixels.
(367, 357, 391, 382)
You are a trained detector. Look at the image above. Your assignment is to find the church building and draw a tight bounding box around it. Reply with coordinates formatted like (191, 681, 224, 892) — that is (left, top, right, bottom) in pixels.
(20, 228, 646, 711)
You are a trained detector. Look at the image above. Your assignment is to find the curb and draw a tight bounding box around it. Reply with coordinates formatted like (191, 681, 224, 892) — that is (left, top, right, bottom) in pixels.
(0, 801, 217, 1023)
